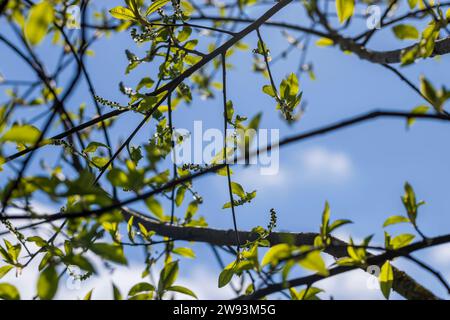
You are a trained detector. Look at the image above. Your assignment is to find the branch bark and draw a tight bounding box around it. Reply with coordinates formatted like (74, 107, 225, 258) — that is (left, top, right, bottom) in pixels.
(122, 208, 439, 300)
(186, 16, 450, 64)
(240, 234, 450, 300)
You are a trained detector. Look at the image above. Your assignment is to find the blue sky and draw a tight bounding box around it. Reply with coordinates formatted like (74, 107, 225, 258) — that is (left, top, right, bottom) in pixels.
(1, 1, 450, 299)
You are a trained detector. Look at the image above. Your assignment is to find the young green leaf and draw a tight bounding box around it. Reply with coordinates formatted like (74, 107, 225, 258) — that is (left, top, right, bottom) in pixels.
(329, 219, 352, 233)
(1, 124, 41, 144)
(391, 233, 415, 249)
(0, 283, 20, 300)
(298, 250, 329, 276)
(315, 38, 334, 47)
(392, 24, 419, 40)
(173, 247, 196, 259)
(145, 197, 164, 220)
(109, 6, 136, 20)
(90, 243, 127, 265)
(262, 85, 276, 97)
(24, 1, 54, 46)
(158, 261, 179, 292)
(0, 265, 13, 279)
(167, 285, 198, 299)
(112, 283, 122, 300)
(175, 186, 186, 207)
(83, 141, 109, 153)
(261, 244, 291, 267)
(379, 261, 394, 299)
(230, 182, 246, 199)
(383, 215, 410, 227)
(37, 265, 59, 300)
(83, 289, 94, 300)
(336, 0, 355, 24)
(146, 0, 170, 16)
(128, 282, 155, 297)
(320, 201, 330, 237)
(218, 262, 236, 288)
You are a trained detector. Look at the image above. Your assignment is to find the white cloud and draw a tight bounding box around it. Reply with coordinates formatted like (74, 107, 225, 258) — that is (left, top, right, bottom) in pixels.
(2, 259, 237, 300)
(427, 244, 450, 268)
(299, 147, 353, 182)
(424, 244, 450, 290)
(236, 166, 287, 189)
(177, 267, 236, 299)
(317, 269, 400, 300)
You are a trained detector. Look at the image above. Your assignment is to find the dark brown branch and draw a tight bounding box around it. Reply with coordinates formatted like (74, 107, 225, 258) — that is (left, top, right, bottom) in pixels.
(120, 208, 438, 300)
(239, 233, 450, 300)
(185, 16, 450, 64)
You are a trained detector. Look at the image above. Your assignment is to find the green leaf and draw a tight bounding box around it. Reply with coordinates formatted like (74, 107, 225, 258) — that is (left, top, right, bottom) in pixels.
(393, 24, 419, 40)
(290, 287, 323, 300)
(1, 124, 41, 144)
(177, 26, 192, 42)
(158, 261, 179, 292)
(167, 285, 198, 299)
(383, 215, 410, 227)
(408, 0, 418, 9)
(90, 243, 127, 265)
(329, 219, 352, 233)
(37, 265, 59, 300)
(230, 182, 246, 199)
(173, 247, 196, 259)
(5, 241, 21, 263)
(65, 255, 96, 273)
(146, 0, 170, 16)
(109, 6, 136, 20)
(130, 146, 142, 165)
(261, 244, 291, 267)
(91, 156, 109, 168)
(185, 201, 198, 218)
(321, 201, 330, 237)
(407, 105, 429, 127)
(0, 265, 13, 279)
(128, 292, 153, 300)
(112, 283, 122, 300)
(336, 0, 355, 24)
(83, 141, 109, 153)
(0, 283, 20, 300)
(379, 261, 394, 299)
(27, 236, 47, 247)
(175, 186, 186, 207)
(402, 182, 420, 224)
(127, 216, 135, 243)
(136, 77, 155, 91)
(218, 262, 235, 288)
(315, 37, 334, 47)
(391, 233, 415, 249)
(83, 289, 94, 300)
(128, 282, 155, 297)
(298, 250, 329, 276)
(420, 76, 440, 112)
(262, 85, 276, 97)
(24, 1, 55, 46)
(145, 197, 164, 220)
(107, 168, 128, 188)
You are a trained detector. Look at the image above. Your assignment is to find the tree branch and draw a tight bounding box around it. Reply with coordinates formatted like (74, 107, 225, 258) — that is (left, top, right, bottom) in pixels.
(2, 110, 450, 220)
(239, 233, 450, 300)
(121, 208, 439, 300)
